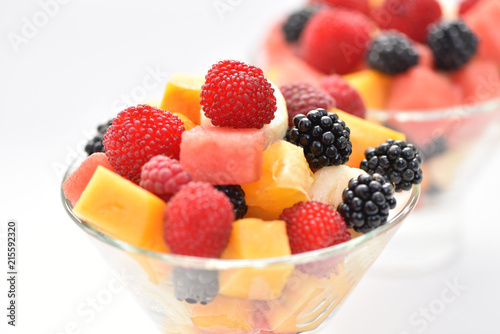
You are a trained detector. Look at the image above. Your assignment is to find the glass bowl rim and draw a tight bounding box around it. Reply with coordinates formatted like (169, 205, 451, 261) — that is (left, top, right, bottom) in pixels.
(61, 160, 420, 270)
(367, 96, 500, 122)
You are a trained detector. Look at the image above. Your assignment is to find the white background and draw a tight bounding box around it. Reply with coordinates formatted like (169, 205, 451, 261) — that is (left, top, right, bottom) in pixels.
(1, 0, 499, 333)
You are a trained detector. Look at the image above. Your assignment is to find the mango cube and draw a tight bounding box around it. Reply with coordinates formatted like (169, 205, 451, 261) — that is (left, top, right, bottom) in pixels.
(73, 166, 168, 253)
(258, 270, 348, 333)
(343, 69, 392, 109)
(191, 295, 254, 333)
(219, 218, 293, 300)
(160, 73, 205, 125)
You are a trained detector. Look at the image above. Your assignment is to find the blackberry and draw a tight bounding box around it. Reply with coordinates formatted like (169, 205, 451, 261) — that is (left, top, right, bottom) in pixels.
(366, 32, 419, 75)
(427, 20, 478, 71)
(282, 6, 320, 43)
(172, 267, 219, 305)
(84, 119, 113, 155)
(360, 139, 423, 192)
(214, 185, 247, 219)
(288, 108, 352, 169)
(337, 173, 397, 233)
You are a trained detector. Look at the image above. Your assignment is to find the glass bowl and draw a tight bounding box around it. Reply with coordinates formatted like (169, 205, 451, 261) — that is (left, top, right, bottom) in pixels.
(62, 162, 419, 333)
(368, 96, 500, 207)
(365, 99, 500, 274)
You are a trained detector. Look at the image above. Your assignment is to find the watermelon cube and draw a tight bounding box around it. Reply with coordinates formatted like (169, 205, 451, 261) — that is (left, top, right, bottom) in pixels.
(464, 0, 500, 63)
(387, 65, 462, 111)
(179, 126, 265, 185)
(62, 152, 114, 205)
(451, 59, 500, 104)
(386, 66, 462, 147)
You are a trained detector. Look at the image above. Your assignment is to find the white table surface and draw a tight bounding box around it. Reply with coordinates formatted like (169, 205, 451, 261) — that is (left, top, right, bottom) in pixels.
(1, 0, 498, 333)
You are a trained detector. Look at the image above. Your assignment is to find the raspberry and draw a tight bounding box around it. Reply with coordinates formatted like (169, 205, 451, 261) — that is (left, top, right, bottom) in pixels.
(299, 8, 374, 75)
(84, 119, 112, 155)
(282, 6, 320, 43)
(214, 185, 247, 219)
(366, 32, 420, 75)
(459, 0, 482, 15)
(427, 20, 478, 71)
(319, 75, 366, 118)
(360, 139, 424, 192)
(164, 182, 235, 258)
(288, 108, 352, 169)
(279, 82, 336, 127)
(140, 155, 192, 202)
(372, 0, 442, 43)
(280, 201, 351, 254)
(309, 0, 371, 16)
(103, 105, 184, 183)
(337, 173, 397, 233)
(172, 267, 219, 305)
(200, 60, 277, 129)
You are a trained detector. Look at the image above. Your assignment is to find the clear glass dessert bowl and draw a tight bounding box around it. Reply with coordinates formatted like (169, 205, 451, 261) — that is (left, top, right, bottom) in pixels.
(365, 98, 500, 275)
(61, 162, 420, 334)
(367, 96, 500, 207)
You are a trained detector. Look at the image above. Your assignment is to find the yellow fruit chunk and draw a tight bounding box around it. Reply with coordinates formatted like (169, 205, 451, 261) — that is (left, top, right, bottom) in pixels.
(311, 165, 366, 208)
(333, 109, 406, 169)
(160, 73, 205, 125)
(128, 252, 171, 285)
(242, 140, 314, 220)
(343, 70, 392, 109)
(258, 269, 351, 332)
(219, 218, 293, 300)
(191, 295, 254, 333)
(73, 166, 168, 253)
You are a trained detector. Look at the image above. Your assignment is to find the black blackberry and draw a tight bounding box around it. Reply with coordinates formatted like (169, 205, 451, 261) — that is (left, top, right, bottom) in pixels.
(84, 119, 113, 155)
(172, 267, 219, 305)
(214, 185, 247, 219)
(427, 20, 478, 71)
(288, 108, 352, 169)
(282, 6, 320, 43)
(337, 173, 397, 233)
(360, 139, 423, 192)
(366, 32, 419, 75)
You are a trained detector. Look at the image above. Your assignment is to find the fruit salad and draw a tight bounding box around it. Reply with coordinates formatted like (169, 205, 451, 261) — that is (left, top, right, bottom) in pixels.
(258, 0, 500, 201)
(62, 59, 421, 333)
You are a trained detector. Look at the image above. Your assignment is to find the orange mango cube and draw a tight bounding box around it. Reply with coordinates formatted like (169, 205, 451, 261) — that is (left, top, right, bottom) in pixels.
(219, 218, 293, 300)
(73, 166, 168, 253)
(333, 109, 406, 168)
(160, 73, 205, 125)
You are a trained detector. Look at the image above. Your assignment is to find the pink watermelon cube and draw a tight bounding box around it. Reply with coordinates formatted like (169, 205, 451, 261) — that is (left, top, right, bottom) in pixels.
(386, 66, 462, 147)
(179, 126, 265, 185)
(451, 59, 500, 104)
(387, 65, 461, 111)
(464, 0, 500, 63)
(62, 152, 115, 205)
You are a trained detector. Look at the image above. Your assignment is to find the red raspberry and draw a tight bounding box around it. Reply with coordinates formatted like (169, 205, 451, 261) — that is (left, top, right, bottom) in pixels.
(372, 0, 442, 43)
(103, 105, 185, 183)
(200, 60, 277, 129)
(299, 8, 374, 75)
(140, 155, 192, 202)
(164, 182, 235, 258)
(459, 0, 483, 15)
(279, 82, 336, 127)
(309, 0, 371, 16)
(279, 201, 350, 254)
(319, 75, 366, 118)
